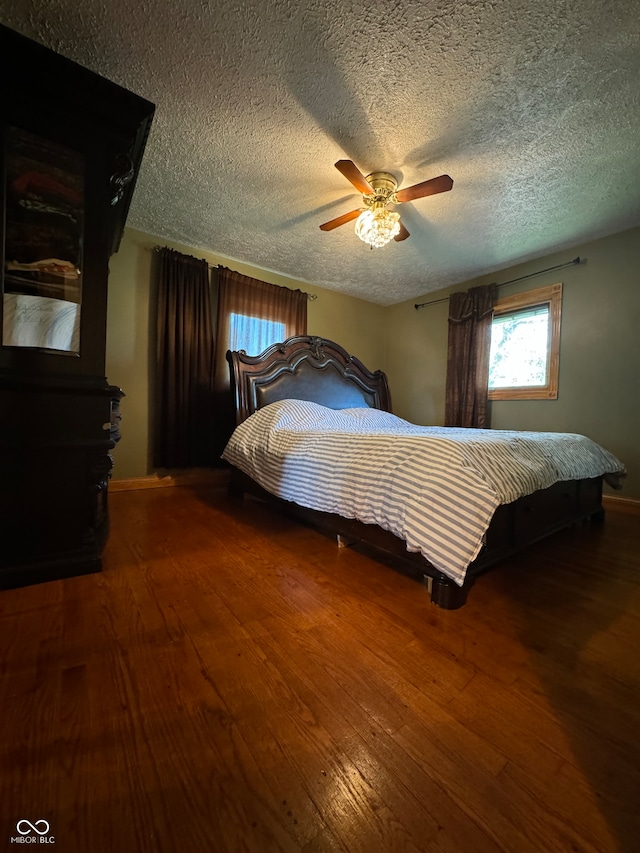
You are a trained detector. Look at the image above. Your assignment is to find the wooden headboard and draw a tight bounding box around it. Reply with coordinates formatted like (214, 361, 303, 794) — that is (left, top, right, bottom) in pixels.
(226, 335, 392, 425)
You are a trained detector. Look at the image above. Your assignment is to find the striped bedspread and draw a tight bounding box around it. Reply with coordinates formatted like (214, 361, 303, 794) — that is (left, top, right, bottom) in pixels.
(222, 400, 626, 585)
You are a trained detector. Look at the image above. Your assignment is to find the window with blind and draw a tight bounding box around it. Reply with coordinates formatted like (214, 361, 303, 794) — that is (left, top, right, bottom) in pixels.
(488, 283, 562, 400)
(211, 267, 308, 457)
(228, 313, 286, 355)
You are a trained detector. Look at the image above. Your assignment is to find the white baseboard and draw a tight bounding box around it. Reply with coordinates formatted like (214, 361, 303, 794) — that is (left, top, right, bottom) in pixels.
(110, 467, 230, 492)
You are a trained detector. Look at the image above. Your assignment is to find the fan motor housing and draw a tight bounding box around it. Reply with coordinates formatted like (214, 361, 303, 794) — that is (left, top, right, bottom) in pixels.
(365, 171, 398, 196)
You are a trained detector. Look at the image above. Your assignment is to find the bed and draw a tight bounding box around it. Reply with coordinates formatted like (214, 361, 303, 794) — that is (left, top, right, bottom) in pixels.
(223, 335, 625, 609)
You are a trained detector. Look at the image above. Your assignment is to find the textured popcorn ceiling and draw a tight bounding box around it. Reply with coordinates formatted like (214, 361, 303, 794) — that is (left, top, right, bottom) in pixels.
(2, 0, 639, 304)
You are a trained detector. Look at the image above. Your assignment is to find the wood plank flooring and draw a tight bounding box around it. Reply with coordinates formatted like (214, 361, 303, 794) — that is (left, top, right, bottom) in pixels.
(0, 485, 639, 852)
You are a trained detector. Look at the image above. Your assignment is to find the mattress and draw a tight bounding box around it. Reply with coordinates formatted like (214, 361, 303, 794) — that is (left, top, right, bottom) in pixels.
(222, 400, 626, 585)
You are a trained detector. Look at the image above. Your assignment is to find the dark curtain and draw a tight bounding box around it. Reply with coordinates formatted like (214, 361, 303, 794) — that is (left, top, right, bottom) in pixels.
(212, 267, 307, 455)
(154, 248, 215, 467)
(444, 284, 498, 428)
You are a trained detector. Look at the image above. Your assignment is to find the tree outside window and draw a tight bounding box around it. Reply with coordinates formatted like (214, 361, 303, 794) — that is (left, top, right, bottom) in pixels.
(488, 283, 562, 400)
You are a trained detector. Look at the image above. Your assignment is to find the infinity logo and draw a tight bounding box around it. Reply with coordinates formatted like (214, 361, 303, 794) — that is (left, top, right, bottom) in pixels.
(16, 820, 50, 836)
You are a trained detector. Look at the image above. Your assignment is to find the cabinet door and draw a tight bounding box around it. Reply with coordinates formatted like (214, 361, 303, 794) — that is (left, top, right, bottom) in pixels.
(0, 118, 112, 381)
(0, 23, 154, 383)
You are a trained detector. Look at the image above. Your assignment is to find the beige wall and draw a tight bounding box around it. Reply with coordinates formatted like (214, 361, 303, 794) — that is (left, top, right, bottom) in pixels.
(107, 225, 639, 499)
(105, 228, 385, 479)
(385, 226, 640, 498)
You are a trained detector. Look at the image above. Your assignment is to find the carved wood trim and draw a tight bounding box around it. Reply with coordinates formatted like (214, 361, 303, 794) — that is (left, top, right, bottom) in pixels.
(227, 335, 392, 424)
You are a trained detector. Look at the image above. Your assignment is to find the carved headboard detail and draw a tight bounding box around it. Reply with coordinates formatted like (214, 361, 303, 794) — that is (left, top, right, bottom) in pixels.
(227, 335, 392, 425)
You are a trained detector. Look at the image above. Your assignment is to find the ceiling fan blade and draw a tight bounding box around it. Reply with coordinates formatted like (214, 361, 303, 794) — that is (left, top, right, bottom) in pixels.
(394, 221, 410, 241)
(334, 160, 373, 195)
(395, 174, 453, 203)
(319, 209, 362, 231)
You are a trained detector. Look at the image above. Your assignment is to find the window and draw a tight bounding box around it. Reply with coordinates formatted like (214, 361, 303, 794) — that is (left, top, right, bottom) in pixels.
(488, 283, 562, 400)
(229, 312, 286, 355)
(211, 268, 308, 453)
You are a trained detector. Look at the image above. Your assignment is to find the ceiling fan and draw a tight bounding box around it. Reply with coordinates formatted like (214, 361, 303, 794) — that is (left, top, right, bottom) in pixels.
(319, 160, 453, 248)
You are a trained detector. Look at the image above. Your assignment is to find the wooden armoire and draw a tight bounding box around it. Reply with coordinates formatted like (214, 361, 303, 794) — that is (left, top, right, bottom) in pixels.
(0, 25, 154, 587)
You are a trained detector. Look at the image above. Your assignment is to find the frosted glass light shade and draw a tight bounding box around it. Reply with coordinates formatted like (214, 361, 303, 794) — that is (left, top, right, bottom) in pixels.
(354, 207, 401, 248)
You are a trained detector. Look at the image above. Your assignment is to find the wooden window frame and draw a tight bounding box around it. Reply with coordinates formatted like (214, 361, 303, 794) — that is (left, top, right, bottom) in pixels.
(488, 283, 562, 401)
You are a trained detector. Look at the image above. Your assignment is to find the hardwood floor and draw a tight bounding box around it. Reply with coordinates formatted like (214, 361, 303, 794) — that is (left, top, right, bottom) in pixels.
(1, 485, 639, 852)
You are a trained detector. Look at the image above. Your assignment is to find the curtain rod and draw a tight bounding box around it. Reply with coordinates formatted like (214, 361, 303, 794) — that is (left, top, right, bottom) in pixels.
(153, 245, 317, 300)
(413, 256, 582, 310)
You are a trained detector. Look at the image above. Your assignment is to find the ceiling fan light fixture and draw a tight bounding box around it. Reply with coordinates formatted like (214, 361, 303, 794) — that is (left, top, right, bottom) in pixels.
(355, 207, 401, 248)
